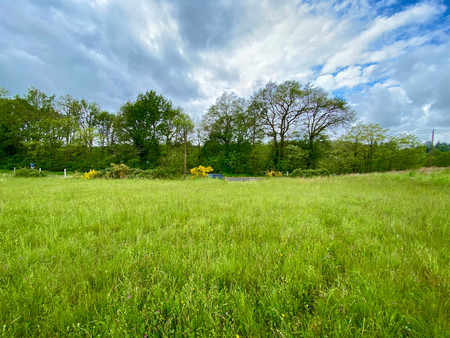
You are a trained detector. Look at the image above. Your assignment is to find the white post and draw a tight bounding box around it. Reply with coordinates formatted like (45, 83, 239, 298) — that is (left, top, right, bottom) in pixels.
(64, 169, 66, 178)
(39, 168, 41, 172)
(14, 167, 16, 175)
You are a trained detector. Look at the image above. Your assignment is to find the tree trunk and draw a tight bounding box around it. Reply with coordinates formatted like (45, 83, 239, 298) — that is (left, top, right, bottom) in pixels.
(278, 135, 284, 169)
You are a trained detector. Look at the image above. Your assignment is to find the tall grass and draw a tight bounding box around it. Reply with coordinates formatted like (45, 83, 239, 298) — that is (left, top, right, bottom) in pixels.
(0, 170, 448, 336)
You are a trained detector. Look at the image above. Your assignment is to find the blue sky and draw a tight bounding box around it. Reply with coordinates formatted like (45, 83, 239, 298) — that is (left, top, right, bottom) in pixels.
(0, 0, 449, 141)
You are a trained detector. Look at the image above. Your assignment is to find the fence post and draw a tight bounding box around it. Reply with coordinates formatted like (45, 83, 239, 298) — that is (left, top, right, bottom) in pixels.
(64, 169, 66, 178)
(14, 167, 16, 175)
(39, 168, 41, 172)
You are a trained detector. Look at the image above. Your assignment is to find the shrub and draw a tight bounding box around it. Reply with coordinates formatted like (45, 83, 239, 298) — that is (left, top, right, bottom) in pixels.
(14, 168, 49, 178)
(72, 171, 83, 179)
(127, 168, 148, 179)
(190, 166, 213, 177)
(104, 163, 131, 179)
(128, 168, 176, 180)
(291, 168, 330, 178)
(84, 169, 101, 180)
(290, 169, 303, 177)
(150, 168, 179, 179)
(318, 168, 330, 176)
(265, 170, 283, 177)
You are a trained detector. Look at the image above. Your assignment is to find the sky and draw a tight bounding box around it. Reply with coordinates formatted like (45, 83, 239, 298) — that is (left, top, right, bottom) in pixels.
(1, 0, 449, 142)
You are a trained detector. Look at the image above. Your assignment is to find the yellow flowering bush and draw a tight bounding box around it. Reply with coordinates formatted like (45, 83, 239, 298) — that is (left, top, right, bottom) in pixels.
(265, 170, 283, 177)
(190, 165, 213, 177)
(84, 169, 100, 179)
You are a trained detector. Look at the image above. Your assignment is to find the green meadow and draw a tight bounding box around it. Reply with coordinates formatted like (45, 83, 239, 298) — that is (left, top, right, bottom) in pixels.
(0, 170, 449, 337)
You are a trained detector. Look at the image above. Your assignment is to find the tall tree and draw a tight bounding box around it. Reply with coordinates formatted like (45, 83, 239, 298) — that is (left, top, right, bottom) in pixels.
(78, 99, 101, 152)
(388, 133, 425, 170)
(202, 92, 240, 146)
(234, 98, 265, 146)
(159, 108, 193, 146)
(115, 90, 178, 168)
(301, 87, 355, 168)
(0, 92, 25, 167)
(340, 122, 388, 173)
(57, 94, 81, 147)
(201, 92, 262, 173)
(21, 87, 66, 167)
(159, 109, 194, 175)
(97, 111, 116, 148)
(251, 81, 311, 169)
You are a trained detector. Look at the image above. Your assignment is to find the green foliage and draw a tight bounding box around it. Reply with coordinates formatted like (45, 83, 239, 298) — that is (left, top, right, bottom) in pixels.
(71, 164, 180, 180)
(431, 149, 450, 167)
(434, 142, 450, 152)
(302, 86, 355, 168)
(202, 92, 263, 147)
(246, 143, 272, 175)
(104, 163, 131, 179)
(115, 90, 180, 168)
(252, 81, 310, 168)
(0, 85, 444, 176)
(129, 168, 178, 179)
(200, 92, 260, 175)
(251, 81, 354, 169)
(285, 144, 308, 171)
(13, 168, 50, 177)
(291, 168, 330, 177)
(126, 168, 155, 179)
(323, 123, 429, 174)
(159, 146, 185, 175)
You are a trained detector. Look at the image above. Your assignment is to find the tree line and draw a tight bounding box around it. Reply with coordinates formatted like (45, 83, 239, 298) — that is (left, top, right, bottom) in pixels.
(0, 83, 448, 175)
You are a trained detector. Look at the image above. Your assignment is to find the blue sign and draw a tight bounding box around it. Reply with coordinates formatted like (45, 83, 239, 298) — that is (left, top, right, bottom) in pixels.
(208, 174, 224, 179)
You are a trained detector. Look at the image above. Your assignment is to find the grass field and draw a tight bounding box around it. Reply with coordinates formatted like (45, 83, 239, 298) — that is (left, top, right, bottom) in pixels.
(0, 169, 449, 337)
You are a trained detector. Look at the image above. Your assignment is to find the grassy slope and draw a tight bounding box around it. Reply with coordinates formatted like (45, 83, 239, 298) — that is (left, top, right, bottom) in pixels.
(0, 170, 449, 337)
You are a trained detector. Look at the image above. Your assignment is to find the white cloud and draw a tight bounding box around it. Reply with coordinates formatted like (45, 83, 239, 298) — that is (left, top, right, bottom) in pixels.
(0, 0, 448, 136)
(322, 2, 442, 73)
(184, 1, 353, 112)
(182, 1, 447, 120)
(350, 37, 450, 136)
(315, 64, 378, 91)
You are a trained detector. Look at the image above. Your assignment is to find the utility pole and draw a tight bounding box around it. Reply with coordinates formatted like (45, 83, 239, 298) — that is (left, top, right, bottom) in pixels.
(429, 129, 435, 167)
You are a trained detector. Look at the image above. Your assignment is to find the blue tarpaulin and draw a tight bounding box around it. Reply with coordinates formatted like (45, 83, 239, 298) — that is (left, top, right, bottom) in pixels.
(208, 174, 224, 179)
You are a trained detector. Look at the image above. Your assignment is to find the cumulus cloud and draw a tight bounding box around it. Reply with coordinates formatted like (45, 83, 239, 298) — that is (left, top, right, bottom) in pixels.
(349, 28, 450, 136)
(322, 2, 443, 73)
(0, 0, 448, 137)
